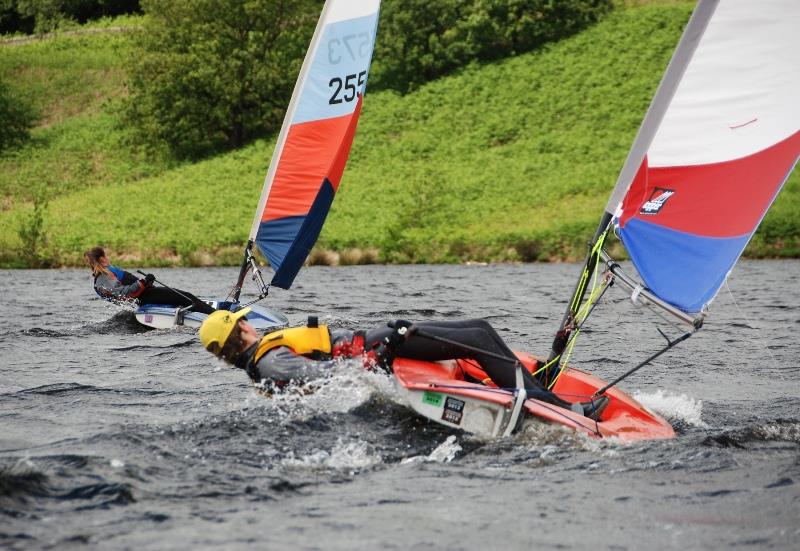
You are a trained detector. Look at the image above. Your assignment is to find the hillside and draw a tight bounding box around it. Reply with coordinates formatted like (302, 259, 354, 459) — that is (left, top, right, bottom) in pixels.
(1, 3, 797, 268)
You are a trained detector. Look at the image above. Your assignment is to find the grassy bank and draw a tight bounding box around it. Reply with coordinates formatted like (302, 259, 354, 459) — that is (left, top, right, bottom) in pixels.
(1, 3, 798, 268)
(0, 17, 176, 208)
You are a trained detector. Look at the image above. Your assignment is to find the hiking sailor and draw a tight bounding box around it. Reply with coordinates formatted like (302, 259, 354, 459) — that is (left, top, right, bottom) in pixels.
(198, 310, 608, 419)
(84, 246, 215, 314)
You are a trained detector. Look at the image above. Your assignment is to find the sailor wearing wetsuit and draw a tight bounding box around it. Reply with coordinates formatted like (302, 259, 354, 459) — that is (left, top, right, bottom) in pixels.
(199, 309, 608, 419)
(84, 246, 214, 314)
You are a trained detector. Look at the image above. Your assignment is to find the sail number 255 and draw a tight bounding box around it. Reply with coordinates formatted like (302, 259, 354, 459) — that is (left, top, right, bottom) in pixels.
(329, 71, 366, 105)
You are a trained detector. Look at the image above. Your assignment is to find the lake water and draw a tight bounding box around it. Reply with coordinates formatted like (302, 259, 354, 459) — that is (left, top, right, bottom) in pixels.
(1, 261, 798, 550)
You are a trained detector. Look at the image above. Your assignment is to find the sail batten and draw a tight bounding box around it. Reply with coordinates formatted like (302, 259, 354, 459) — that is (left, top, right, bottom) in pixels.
(612, 0, 800, 315)
(248, 0, 381, 290)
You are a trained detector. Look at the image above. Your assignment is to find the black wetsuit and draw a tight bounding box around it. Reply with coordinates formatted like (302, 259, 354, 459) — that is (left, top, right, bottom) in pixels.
(94, 266, 215, 314)
(364, 319, 571, 407)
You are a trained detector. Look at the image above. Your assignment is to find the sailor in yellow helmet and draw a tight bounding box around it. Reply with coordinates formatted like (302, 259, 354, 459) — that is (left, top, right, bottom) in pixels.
(199, 309, 359, 388)
(198, 313, 608, 419)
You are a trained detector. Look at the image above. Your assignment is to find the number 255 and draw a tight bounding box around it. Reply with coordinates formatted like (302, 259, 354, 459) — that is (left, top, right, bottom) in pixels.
(329, 71, 366, 105)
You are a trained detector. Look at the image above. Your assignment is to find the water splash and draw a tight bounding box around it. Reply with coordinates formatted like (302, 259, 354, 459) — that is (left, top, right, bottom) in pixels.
(706, 420, 800, 447)
(634, 390, 706, 428)
(514, 420, 622, 457)
(0, 458, 48, 501)
(426, 435, 462, 462)
(280, 438, 382, 470)
(752, 421, 800, 443)
(401, 435, 462, 464)
(263, 359, 399, 418)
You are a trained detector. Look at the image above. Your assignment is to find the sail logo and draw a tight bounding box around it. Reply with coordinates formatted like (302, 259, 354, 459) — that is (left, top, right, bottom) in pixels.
(640, 188, 675, 215)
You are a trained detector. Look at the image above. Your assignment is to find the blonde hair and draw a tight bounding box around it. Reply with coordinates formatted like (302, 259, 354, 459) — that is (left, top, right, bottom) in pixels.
(84, 246, 111, 276)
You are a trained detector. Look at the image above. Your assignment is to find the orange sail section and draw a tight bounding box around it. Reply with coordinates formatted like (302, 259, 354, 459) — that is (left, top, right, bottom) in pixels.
(261, 108, 358, 223)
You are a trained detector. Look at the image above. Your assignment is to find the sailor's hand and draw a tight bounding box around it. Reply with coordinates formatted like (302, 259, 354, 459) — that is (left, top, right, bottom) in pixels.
(387, 319, 415, 348)
(143, 273, 156, 286)
(368, 343, 394, 374)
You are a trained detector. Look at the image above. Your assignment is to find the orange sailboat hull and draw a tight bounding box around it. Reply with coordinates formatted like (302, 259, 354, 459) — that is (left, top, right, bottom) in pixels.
(392, 351, 674, 441)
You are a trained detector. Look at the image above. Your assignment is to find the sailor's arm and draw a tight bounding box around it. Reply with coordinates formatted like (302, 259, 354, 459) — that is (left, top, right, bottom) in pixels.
(94, 272, 145, 299)
(250, 346, 338, 385)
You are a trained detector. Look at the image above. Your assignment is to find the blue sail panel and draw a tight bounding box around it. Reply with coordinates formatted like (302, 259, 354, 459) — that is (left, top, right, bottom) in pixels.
(619, 218, 750, 313)
(255, 179, 336, 290)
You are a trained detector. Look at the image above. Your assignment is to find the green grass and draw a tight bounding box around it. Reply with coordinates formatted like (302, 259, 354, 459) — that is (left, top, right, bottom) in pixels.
(1, 2, 798, 267)
(0, 17, 174, 204)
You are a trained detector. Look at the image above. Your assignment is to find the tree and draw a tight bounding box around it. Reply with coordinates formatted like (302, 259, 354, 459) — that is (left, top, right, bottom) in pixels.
(0, 79, 36, 152)
(125, 0, 317, 159)
(371, 0, 613, 93)
(1, 1, 141, 35)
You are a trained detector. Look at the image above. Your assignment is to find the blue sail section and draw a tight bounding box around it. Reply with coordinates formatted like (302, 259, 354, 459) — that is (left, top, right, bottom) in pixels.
(619, 218, 750, 313)
(256, 179, 336, 290)
(255, 216, 306, 273)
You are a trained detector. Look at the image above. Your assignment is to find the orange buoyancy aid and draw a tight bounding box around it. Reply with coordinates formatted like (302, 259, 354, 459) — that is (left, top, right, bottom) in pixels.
(254, 325, 332, 362)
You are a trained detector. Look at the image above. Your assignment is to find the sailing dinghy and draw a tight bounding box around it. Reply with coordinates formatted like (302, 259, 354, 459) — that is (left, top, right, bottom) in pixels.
(136, 0, 381, 330)
(394, 0, 800, 441)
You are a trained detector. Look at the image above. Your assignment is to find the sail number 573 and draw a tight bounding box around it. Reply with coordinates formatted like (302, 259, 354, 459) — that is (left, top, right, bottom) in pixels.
(328, 33, 371, 64)
(329, 71, 366, 105)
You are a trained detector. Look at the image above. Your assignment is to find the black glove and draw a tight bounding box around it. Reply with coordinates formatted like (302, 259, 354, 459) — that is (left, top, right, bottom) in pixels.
(143, 273, 156, 287)
(389, 319, 414, 343)
(371, 320, 415, 372)
(384, 320, 415, 350)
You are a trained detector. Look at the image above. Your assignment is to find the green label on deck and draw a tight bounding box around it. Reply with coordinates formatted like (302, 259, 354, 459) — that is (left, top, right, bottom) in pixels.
(422, 391, 443, 406)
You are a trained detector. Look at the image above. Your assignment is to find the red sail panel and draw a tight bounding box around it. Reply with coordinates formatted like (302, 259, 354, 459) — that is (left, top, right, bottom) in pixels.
(619, 131, 800, 237)
(261, 107, 358, 223)
(327, 96, 364, 190)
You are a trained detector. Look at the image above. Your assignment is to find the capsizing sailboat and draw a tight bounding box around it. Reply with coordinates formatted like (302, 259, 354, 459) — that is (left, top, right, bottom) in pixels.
(136, 0, 382, 330)
(393, 0, 800, 440)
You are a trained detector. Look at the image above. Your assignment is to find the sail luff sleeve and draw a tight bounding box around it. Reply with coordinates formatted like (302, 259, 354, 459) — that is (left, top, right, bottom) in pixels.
(604, 0, 718, 216)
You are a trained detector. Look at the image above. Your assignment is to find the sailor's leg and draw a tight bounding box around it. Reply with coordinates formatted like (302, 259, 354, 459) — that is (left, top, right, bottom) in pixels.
(367, 321, 570, 407)
(138, 287, 215, 314)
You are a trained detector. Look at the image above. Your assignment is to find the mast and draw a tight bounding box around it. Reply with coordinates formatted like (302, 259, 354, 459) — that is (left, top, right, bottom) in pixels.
(230, 239, 269, 304)
(543, 211, 612, 382)
(543, 0, 720, 382)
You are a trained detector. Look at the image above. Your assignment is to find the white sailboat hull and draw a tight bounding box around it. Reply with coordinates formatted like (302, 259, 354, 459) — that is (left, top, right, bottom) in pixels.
(135, 300, 288, 331)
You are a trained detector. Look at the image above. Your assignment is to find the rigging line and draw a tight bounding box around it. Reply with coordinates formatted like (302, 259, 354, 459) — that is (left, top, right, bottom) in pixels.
(428, 380, 596, 401)
(433, 370, 592, 399)
(723, 279, 784, 380)
(237, 291, 270, 309)
(549, 268, 613, 389)
(592, 329, 694, 397)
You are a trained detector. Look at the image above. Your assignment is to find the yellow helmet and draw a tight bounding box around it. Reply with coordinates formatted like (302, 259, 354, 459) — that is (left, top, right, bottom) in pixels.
(199, 308, 251, 355)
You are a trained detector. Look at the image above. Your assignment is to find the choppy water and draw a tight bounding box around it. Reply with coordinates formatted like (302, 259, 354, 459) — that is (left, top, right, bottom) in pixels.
(1, 262, 799, 550)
